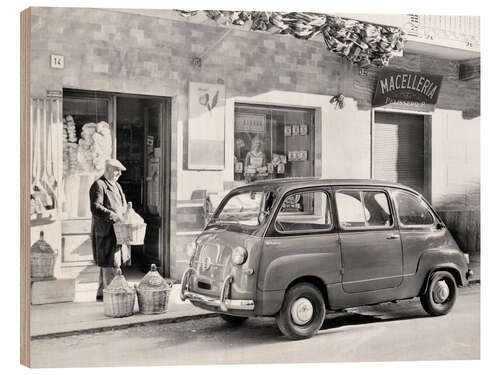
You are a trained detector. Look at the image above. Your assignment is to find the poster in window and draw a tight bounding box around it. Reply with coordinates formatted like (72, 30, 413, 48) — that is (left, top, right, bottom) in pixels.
(188, 82, 225, 170)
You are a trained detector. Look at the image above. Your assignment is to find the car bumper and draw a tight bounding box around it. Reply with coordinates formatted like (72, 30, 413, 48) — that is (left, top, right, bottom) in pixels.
(466, 268, 474, 280)
(180, 267, 255, 312)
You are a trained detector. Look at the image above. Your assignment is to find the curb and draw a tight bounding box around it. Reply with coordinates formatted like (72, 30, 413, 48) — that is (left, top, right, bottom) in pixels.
(31, 312, 217, 341)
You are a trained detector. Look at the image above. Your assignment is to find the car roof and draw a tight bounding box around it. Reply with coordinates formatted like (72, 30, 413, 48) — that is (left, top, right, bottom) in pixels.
(234, 177, 421, 196)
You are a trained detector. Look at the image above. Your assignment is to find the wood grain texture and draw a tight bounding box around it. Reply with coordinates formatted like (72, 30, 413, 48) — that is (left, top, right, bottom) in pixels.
(20, 7, 31, 368)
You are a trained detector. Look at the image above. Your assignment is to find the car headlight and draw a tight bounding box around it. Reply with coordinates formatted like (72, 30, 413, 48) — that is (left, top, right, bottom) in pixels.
(231, 246, 248, 266)
(185, 240, 196, 258)
(464, 253, 470, 264)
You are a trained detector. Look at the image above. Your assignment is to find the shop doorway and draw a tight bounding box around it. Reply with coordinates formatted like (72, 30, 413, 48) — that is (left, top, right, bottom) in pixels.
(116, 96, 170, 275)
(373, 111, 426, 195)
(61, 90, 171, 280)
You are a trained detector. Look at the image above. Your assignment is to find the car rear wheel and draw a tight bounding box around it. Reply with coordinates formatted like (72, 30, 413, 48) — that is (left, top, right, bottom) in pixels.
(420, 271, 457, 316)
(219, 314, 248, 325)
(276, 283, 326, 340)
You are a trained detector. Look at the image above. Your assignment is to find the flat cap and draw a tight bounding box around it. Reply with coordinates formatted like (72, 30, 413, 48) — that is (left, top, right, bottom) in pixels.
(105, 159, 126, 171)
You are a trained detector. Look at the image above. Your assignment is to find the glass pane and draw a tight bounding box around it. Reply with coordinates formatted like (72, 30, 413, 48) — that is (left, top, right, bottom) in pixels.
(234, 104, 314, 182)
(363, 191, 393, 227)
(62, 95, 111, 219)
(217, 191, 265, 226)
(276, 191, 331, 232)
(395, 192, 434, 226)
(336, 191, 366, 228)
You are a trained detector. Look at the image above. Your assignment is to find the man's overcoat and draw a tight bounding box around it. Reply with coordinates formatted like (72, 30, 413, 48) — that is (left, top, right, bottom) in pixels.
(89, 176, 126, 267)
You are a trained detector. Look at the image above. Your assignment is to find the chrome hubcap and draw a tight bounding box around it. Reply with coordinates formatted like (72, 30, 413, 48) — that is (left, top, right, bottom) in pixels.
(433, 280, 450, 304)
(291, 298, 314, 325)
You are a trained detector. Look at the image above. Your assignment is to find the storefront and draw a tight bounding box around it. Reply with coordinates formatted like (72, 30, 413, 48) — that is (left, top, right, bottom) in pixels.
(28, 8, 480, 286)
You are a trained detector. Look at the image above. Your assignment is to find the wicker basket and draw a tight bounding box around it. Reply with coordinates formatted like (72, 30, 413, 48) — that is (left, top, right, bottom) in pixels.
(136, 264, 173, 314)
(113, 223, 147, 245)
(30, 231, 57, 278)
(103, 269, 136, 318)
(31, 253, 56, 278)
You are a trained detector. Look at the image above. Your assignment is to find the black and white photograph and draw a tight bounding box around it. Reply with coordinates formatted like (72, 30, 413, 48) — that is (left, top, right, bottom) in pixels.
(11, 0, 490, 371)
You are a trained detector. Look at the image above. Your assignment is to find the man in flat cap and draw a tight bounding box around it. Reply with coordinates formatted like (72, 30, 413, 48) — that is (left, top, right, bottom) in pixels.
(89, 159, 129, 301)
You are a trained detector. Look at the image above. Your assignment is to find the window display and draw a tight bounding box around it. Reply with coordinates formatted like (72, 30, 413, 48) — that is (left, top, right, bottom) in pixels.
(62, 93, 112, 219)
(234, 104, 315, 182)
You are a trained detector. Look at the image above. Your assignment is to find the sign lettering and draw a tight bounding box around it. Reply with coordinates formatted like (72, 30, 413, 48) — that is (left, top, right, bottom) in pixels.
(373, 69, 443, 108)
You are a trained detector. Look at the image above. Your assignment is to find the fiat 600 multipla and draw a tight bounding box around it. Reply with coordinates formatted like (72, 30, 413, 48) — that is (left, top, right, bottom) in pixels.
(180, 178, 473, 339)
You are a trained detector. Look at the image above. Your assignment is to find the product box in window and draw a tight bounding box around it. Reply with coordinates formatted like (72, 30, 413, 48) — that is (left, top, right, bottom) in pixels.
(292, 124, 300, 136)
(300, 124, 308, 136)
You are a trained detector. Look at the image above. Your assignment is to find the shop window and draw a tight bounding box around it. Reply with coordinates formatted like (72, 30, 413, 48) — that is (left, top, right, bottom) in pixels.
(62, 91, 113, 219)
(275, 190, 332, 233)
(234, 104, 315, 182)
(394, 191, 434, 226)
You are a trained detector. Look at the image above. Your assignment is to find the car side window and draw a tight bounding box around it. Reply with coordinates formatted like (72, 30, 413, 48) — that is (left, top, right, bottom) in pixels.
(336, 189, 393, 229)
(275, 190, 333, 233)
(394, 191, 435, 226)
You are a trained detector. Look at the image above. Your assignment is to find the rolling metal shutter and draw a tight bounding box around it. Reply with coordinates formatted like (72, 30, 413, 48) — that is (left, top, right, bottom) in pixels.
(374, 112, 424, 194)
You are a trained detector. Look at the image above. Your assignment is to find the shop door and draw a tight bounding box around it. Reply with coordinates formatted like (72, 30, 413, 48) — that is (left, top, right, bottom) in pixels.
(373, 112, 425, 194)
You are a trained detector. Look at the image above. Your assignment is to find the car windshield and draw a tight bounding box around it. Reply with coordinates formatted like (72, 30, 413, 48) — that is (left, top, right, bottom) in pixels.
(211, 190, 273, 227)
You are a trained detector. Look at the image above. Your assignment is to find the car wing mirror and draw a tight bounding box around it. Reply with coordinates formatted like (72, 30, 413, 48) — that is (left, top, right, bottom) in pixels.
(436, 222, 445, 230)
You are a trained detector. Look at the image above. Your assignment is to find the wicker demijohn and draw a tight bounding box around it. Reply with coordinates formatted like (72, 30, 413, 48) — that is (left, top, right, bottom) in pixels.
(103, 269, 136, 318)
(136, 264, 173, 314)
(31, 231, 57, 278)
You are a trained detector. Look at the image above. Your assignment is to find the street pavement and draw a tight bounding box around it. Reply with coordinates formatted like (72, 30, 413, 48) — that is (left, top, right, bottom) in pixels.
(30, 284, 479, 367)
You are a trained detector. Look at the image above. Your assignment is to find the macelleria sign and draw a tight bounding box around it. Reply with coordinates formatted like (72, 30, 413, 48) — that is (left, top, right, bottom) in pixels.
(373, 69, 443, 107)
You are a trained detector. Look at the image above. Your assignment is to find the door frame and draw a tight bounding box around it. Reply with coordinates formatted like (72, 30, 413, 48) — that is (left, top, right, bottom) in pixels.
(115, 93, 172, 277)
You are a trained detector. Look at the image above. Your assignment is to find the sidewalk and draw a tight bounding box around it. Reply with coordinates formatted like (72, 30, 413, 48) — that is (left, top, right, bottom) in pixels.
(31, 284, 216, 339)
(31, 254, 480, 340)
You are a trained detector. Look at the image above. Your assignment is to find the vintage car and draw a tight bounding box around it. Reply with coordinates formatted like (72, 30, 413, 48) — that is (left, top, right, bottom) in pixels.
(180, 178, 473, 339)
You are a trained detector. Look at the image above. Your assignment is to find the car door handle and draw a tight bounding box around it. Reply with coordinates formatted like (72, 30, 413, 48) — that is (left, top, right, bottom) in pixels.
(386, 234, 400, 240)
(265, 240, 281, 246)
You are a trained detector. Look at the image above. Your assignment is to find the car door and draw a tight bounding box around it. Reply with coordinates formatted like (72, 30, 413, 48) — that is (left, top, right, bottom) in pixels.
(335, 188, 403, 293)
(391, 189, 444, 277)
(258, 188, 342, 292)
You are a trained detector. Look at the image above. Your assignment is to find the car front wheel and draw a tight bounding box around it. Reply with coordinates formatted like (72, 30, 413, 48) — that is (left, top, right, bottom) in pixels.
(276, 283, 326, 340)
(420, 271, 457, 316)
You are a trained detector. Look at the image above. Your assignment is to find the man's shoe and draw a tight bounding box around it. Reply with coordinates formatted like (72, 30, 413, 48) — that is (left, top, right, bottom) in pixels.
(96, 295, 103, 302)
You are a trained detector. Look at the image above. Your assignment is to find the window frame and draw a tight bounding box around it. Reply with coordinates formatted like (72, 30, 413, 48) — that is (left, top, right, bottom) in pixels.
(271, 188, 334, 236)
(334, 188, 396, 231)
(392, 189, 437, 229)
